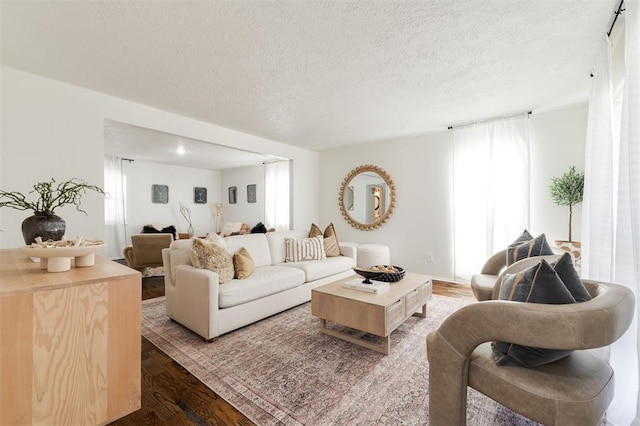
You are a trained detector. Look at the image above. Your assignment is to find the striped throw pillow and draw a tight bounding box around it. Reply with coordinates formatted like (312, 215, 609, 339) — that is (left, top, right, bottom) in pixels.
(285, 236, 326, 262)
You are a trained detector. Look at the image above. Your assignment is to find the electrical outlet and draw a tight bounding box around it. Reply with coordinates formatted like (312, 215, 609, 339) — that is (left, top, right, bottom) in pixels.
(427, 253, 434, 262)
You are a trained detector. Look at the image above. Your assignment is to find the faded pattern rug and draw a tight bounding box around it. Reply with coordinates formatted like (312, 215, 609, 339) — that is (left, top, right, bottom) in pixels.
(141, 295, 538, 425)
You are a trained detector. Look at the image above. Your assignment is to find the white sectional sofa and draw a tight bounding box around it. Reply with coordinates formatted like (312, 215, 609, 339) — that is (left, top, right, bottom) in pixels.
(162, 230, 357, 340)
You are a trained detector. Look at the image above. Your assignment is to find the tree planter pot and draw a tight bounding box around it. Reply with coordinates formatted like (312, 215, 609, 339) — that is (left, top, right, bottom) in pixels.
(554, 240, 582, 262)
(21, 212, 66, 245)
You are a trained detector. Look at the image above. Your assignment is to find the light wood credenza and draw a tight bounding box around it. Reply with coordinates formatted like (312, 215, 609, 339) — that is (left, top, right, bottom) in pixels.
(0, 249, 141, 425)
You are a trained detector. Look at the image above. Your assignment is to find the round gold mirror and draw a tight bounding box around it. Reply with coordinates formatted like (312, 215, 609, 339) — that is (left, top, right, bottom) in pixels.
(339, 164, 396, 231)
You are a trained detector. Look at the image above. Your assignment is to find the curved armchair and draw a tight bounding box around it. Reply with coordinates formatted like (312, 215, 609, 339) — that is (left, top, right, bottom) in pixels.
(427, 280, 635, 425)
(123, 233, 174, 271)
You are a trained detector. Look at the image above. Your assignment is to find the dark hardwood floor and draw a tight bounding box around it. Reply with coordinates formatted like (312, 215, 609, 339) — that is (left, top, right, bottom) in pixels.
(111, 273, 473, 425)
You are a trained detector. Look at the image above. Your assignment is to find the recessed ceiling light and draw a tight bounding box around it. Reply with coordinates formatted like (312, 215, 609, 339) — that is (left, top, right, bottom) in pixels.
(177, 145, 186, 155)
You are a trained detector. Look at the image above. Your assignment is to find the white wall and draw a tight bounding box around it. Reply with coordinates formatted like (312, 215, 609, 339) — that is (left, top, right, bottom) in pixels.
(0, 66, 320, 248)
(123, 160, 221, 239)
(220, 164, 265, 228)
(319, 103, 588, 281)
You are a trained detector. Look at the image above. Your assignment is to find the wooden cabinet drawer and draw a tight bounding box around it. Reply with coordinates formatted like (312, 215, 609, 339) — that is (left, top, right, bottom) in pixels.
(419, 280, 432, 304)
(386, 298, 405, 333)
(405, 288, 422, 315)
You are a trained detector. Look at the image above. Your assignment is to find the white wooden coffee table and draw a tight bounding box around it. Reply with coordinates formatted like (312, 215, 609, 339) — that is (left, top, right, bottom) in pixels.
(311, 273, 432, 355)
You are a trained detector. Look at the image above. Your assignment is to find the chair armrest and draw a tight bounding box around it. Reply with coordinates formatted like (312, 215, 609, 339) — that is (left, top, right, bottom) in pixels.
(433, 280, 634, 358)
(480, 249, 507, 274)
(123, 246, 135, 267)
(164, 264, 221, 340)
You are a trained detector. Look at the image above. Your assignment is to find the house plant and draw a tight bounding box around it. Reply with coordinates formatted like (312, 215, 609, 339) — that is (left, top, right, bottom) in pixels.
(0, 178, 105, 244)
(549, 166, 584, 259)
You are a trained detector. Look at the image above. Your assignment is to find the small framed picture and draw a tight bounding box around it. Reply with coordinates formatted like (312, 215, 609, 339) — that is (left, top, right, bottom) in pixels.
(152, 184, 169, 204)
(228, 186, 237, 204)
(194, 187, 207, 204)
(247, 184, 257, 203)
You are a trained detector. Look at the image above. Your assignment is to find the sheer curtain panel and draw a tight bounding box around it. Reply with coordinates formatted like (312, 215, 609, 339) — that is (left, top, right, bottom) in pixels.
(104, 156, 127, 259)
(264, 160, 291, 231)
(582, 2, 640, 423)
(453, 114, 530, 280)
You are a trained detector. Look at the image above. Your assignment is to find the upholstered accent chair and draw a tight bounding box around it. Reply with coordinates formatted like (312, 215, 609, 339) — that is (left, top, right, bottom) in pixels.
(427, 278, 635, 425)
(123, 233, 174, 271)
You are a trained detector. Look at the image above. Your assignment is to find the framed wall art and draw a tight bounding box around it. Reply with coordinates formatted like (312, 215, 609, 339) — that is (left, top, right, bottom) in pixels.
(247, 184, 257, 203)
(152, 184, 169, 204)
(228, 186, 237, 204)
(194, 187, 207, 204)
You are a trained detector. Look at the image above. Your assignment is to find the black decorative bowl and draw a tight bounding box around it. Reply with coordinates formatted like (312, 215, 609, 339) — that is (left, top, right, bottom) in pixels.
(376, 266, 405, 282)
(353, 268, 384, 284)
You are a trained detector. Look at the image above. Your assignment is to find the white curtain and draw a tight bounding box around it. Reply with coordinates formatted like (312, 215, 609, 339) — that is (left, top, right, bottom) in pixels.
(104, 156, 127, 259)
(583, 2, 640, 423)
(265, 160, 291, 231)
(453, 114, 530, 280)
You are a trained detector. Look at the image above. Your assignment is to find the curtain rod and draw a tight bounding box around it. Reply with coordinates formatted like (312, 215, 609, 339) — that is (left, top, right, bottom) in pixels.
(448, 111, 531, 130)
(608, 0, 625, 37)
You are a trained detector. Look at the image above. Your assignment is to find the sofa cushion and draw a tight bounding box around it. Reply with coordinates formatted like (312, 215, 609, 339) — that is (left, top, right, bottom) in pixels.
(492, 259, 576, 367)
(218, 265, 305, 308)
(507, 232, 553, 265)
(285, 236, 326, 262)
(280, 255, 354, 282)
(233, 247, 254, 279)
(551, 253, 592, 302)
(190, 238, 234, 283)
(224, 233, 271, 268)
(266, 230, 308, 264)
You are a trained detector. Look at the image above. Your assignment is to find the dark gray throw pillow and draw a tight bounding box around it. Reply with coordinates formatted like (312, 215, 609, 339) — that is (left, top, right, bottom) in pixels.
(492, 260, 576, 367)
(551, 253, 592, 302)
(506, 232, 554, 266)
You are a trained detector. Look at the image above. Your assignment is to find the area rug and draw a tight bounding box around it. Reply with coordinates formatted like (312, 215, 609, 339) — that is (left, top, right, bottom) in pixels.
(141, 295, 538, 425)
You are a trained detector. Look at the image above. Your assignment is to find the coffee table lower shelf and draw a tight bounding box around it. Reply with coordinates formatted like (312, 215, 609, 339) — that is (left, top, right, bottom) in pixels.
(318, 305, 427, 354)
(311, 273, 432, 355)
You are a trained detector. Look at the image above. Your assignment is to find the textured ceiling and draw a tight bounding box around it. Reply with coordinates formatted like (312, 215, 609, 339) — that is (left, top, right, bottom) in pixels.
(1, 1, 617, 151)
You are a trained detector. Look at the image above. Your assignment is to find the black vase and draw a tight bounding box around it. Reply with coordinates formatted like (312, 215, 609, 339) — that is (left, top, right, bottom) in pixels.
(21, 212, 66, 245)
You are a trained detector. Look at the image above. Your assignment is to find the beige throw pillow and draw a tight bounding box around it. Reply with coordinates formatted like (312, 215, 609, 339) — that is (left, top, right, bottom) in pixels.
(233, 247, 254, 279)
(323, 223, 340, 257)
(309, 223, 322, 238)
(285, 236, 326, 262)
(190, 238, 234, 283)
(309, 223, 340, 257)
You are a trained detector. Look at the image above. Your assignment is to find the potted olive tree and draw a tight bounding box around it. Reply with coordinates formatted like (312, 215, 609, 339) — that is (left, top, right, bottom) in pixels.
(549, 166, 584, 259)
(0, 178, 104, 244)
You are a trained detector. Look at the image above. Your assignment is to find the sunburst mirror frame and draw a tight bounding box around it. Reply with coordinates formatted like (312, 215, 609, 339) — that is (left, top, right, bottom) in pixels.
(339, 164, 396, 231)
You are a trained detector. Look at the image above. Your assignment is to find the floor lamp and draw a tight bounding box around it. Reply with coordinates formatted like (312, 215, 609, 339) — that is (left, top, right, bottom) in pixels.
(214, 203, 223, 234)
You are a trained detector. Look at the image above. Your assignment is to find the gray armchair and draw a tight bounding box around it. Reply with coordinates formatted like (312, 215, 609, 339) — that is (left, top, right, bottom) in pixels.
(427, 279, 635, 425)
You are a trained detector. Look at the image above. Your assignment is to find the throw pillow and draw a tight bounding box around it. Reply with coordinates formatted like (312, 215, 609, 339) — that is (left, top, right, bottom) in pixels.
(551, 252, 592, 302)
(251, 222, 267, 234)
(309, 223, 322, 238)
(233, 247, 254, 279)
(205, 231, 227, 248)
(190, 238, 234, 283)
(309, 223, 340, 257)
(506, 233, 553, 265)
(285, 236, 326, 262)
(492, 260, 576, 367)
(323, 223, 340, 257)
